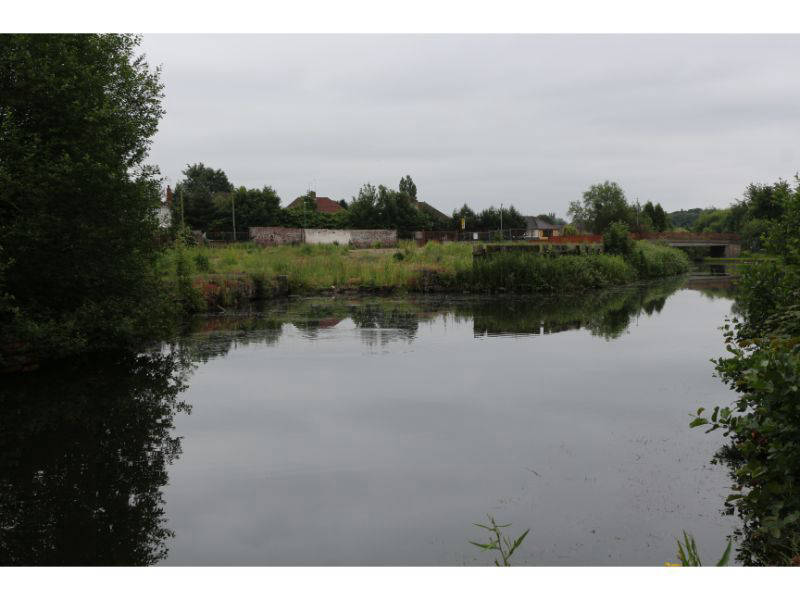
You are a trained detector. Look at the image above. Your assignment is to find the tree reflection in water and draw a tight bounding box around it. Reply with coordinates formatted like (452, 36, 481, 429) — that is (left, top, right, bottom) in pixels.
(0, 350, 192, 565)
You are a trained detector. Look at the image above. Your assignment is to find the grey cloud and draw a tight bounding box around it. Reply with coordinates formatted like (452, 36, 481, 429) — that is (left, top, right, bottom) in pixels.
(140, 34, 800, 216)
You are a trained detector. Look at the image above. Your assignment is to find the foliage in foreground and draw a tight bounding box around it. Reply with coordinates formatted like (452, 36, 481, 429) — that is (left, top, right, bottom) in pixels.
(667, 532, 732, 567)
(0, 34, 177, 364)
(470, 515, 530, 566)
(691, 186, 800, 565)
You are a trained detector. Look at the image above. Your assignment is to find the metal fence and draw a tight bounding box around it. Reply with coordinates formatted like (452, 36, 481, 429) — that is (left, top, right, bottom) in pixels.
(414, 229, 565, 244)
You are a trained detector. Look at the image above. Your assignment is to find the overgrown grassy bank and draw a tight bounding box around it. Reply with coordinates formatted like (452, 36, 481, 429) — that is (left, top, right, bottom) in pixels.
(157, 240, 690, 311)
(470, 240, 690, 293)
(157, 240, 471, 293)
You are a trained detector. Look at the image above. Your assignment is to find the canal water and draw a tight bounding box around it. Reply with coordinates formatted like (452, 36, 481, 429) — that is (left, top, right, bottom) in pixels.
(0, 272, 740, 565)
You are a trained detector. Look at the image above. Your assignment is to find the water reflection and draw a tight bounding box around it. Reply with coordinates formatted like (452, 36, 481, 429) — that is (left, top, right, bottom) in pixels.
(0, 350, 192, 565)
(464, 278, 684, 339)
(1, 275, 738, 565)
(183, 275, 722, 352)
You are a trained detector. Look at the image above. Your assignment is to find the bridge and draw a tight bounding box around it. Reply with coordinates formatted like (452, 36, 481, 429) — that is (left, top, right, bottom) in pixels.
(633, 232, 741, 257)
(515, 231, 742, 257)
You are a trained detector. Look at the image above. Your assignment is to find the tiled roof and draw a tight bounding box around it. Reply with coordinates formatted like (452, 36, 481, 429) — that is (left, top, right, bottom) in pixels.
(416, 201, 451, 223)
(288, 196, 345, 213)
(524, 216, 559, 230)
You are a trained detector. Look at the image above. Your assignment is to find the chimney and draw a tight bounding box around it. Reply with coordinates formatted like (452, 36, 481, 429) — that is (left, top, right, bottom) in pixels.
(166, 185, 173, 208)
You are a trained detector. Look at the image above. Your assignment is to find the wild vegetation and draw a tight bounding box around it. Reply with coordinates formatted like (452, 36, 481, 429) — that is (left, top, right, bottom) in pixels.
(470, 516, 530, 566)
(157, 238, 690, 311)
(470, 240, 689, 294)
(691, 174, 800, 565)
(0, 34, 178, 366)
(157, 240, 471, 298)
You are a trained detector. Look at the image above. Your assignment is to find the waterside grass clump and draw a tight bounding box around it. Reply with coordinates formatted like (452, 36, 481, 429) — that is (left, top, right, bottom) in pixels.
(469, 241, 690, 293)
(628, 240, 692, 278)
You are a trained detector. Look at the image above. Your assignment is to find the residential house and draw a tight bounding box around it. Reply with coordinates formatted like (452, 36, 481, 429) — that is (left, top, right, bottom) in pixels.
(157, 185, 174, 228)
(523, 216, 562, 239)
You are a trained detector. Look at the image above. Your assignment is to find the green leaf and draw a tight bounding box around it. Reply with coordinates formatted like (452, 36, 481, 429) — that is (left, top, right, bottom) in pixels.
(716, 540, 732, 566)
(690, 417, 709, 428)
(469, 541, 496, 550)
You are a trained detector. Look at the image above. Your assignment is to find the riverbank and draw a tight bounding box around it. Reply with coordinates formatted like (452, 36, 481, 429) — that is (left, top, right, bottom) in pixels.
(158, 240, 691, 311)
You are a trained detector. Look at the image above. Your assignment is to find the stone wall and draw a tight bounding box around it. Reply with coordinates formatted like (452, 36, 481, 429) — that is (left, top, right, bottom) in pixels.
(349, 229, 397, 248)
(249, 227, 397, 248)
(249, 227, 303, 246)
(303, 228, 353, 246)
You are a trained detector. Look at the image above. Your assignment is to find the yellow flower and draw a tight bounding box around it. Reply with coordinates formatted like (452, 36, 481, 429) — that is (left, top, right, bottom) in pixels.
(663, 562, 682, 567)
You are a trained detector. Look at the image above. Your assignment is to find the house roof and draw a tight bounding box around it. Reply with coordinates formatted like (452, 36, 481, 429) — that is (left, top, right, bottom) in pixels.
(288, 195, 345, 213)
(524, 216, 560, 230)
(416, 201, 450, 223)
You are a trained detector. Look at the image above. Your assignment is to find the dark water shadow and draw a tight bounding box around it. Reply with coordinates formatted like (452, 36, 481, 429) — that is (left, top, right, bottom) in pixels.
(0, 350, 193, 565)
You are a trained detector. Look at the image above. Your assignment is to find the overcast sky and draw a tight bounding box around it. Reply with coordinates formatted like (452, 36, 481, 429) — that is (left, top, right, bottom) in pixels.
(139, 34, 800, 218)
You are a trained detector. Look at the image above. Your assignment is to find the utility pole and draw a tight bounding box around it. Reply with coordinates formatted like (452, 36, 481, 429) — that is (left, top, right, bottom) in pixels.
(231, 193, 236, 243)
(500, 203, 503, 240)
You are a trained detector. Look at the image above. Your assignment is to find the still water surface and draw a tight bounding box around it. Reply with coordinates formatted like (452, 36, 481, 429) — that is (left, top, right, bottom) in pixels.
(1, 274, 739, 565)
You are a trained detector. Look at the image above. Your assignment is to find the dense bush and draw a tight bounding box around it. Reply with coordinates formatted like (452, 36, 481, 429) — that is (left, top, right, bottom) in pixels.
(469, 252, 636, 293)
(627, 241, 691, 278)
(469, 240, 689, 294)
(603, 222, 634, 255)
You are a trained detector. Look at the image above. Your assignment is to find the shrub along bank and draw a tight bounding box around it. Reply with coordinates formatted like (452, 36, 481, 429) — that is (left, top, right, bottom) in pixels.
(469, 240, 690, 294)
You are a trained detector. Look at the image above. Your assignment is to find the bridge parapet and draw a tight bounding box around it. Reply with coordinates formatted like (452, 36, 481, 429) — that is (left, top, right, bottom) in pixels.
(634, 231, 740, 243)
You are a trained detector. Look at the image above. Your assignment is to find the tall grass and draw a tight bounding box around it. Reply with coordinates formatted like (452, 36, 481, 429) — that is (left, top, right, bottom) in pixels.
(156, 239, 690, 307)
(157, 241, 473, 293)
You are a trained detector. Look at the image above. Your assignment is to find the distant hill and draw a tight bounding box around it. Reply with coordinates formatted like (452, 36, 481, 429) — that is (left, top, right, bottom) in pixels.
(668, 208, 706, 229)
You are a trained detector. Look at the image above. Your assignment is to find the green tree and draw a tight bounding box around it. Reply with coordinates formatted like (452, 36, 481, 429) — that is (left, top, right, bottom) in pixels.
(452, 204, 477, 230)
(764, 177, 800, 264)
(399, 175, 417, 202)
(653, 203, 669, 231)
(223, 186, 281, 230)
(569, 181, 634, 233)
(745, 181, 790, 222)
(376, 185, 422, 230)
(173, 163, 234, 230)
(346, 183, 380, 228)
(562, 224, 579, 236)
(668, 208, 705, 229)
(475, 205, 526, 230)
(0, 34, 175, 361)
